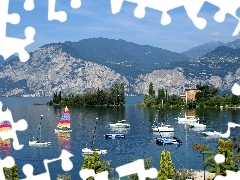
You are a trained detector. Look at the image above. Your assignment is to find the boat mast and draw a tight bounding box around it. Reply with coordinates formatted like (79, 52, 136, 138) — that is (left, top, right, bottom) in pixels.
(40, 115, 43, 142)
(91, 117, 98, 149)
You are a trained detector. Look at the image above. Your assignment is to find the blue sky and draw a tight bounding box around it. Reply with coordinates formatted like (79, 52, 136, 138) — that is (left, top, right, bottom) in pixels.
(8, 0, 240, 53)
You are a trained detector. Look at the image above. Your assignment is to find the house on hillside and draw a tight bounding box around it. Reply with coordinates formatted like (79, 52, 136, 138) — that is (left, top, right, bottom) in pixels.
(180, 88, 201, 103)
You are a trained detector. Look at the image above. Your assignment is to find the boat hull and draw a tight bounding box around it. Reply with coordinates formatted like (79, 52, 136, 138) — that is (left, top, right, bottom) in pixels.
(151, 127, 174, 132)
(104, 134, 126, 139)
(55, 129, 72, 133)
(29, 141, 51, 146)
(155, 137, 182, 146)
(202, 131, 221, 137)
(82, 148, 107, 154)
(108, 124, 130, 128)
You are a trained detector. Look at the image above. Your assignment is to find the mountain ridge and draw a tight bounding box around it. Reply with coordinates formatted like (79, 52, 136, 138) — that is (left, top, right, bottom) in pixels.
(0, 38, 240, 97)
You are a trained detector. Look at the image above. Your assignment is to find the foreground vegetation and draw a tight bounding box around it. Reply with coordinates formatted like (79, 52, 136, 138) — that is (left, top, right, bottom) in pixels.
(47, 82, 125, 106)
(7, 137, 240, 180)
(138, 82, 240, 108)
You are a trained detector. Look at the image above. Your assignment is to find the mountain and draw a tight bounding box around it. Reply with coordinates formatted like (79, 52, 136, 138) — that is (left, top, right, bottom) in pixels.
(182, 41, 225, 59)
(64, 38, 190, 79)
(182, 39, 240, 59)
(0, 38, 239, 97)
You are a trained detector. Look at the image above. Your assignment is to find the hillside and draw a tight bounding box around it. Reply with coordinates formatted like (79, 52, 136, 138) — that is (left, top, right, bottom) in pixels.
(182, 39, 240, 59)
(64, 38, 190, 79)
(0, 39, 239, 97)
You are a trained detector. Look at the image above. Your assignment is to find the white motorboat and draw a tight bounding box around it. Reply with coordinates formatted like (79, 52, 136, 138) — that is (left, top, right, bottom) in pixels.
(29, 140, 51, 146)
(201, 130, 222, 137)
(152, 131, 174, 137)
(82, 147, 107, 155)
(151, 123, 174, 132)
(177, 115, 199, 123)
(108, 120, 130, 128)
(29, 115, 51, 147)
(186, 121, 206, 128)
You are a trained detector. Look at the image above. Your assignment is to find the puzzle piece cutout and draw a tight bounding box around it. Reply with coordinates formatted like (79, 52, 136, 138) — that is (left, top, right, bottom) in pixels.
(0, 0, 35, 62)
(0, 156, 15, 180)
(231, 83, 240, 95)
(21, 149, 73, 180)
(0, 101, 28, 150)
(24, 0, 35, 11)
(213, 154, 240, 180)
(48, 0, 81, 22)
(116, 159, 158, 180)
(110, 0, 240, 36)
(220, 122, 240, 138)
(80, 169, 109, 180)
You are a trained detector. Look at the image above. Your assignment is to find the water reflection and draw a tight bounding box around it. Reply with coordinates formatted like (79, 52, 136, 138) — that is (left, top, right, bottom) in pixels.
(57, 133, 71, 151)
(0, 139, 11, 157)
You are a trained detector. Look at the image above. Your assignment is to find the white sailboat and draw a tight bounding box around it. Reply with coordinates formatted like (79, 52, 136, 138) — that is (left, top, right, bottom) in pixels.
(176, 110, 199, 123)
(82, 118, 107, 155)
(29, 115, 51, 147)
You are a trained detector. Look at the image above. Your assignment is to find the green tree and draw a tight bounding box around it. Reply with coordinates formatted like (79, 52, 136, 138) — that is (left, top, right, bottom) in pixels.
(204, 138, 238, 176)
(157, 88, 165, 105)
(158, 150, 174, 180)
(148, 82, 155, 97)
(56, 172, 71, 180)
(3, 164, 18, 180)
(81, 152, 113, 180)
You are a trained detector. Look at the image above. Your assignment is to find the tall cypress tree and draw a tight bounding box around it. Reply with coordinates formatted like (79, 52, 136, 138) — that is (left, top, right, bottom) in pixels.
(158, 150, 174, 180)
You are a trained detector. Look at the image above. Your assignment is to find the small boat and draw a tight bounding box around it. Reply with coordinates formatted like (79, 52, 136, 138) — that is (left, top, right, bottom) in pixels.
(82, 117, 107, 155)
(155, 136, 182, 146)
(186, 121, 206, 128)
(176, 111, 199, 123)
(29, 115, 51, 147)
(104, 133, 126, 139)
(201, 130, 221, 137)
(108, 120, 130, 128)
(177, 115, 199, 123)
(152, 131, 174, 137)
(151, 123, 174, 132)
(82, 147, 107, 155)
(55, 106, 72, 133)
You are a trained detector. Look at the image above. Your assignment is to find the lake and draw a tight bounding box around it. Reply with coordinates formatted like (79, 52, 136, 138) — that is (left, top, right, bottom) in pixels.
(0, 96, 240, 179)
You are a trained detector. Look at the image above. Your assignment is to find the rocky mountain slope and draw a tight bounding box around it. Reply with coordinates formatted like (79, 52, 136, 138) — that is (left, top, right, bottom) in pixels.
(0, 38, 239, 97)
(182, 39, 240, 59)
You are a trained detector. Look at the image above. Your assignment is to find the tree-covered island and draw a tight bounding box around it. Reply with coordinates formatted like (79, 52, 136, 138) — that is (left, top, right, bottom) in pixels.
(47, 82, 125, 106)
(138, 82, 240, 108)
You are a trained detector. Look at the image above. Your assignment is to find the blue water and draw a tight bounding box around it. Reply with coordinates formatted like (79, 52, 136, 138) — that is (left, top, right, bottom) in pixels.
(0, 96, 240, 179)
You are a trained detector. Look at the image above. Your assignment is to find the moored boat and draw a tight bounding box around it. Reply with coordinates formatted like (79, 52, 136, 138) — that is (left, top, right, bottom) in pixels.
(155, 136, 182, 146)
(82, 147, 107, 154)
(151, 123, 174, 132)
(201, 130, 221, 137)
(104, 133, 126, 139)
(186, 121, 206, 128)
(108, 120, 130, 128)
(29, 115, 51, 147)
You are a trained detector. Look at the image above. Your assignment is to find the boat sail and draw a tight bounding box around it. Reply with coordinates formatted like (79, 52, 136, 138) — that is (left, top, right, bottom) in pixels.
(29, 115, 51, 146)
(55, 106, 72, 133)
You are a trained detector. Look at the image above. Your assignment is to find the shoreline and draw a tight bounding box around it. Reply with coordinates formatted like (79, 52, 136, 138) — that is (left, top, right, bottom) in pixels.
(193, 170, 215, 180)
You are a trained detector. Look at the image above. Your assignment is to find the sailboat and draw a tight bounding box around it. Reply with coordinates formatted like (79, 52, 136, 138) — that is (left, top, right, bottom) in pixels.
(55, 106, 72, 133)
(176, 110, 199, 123)
(82, 117, 107, 155)
(29, 115, 51, 146)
